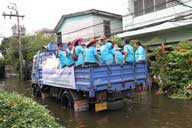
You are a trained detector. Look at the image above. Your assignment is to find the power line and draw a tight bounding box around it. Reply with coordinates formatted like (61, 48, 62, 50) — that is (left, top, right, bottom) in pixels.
(175, 0, 192, 8)
(60, 0, 192, 37)
(124, 8, 192, 28)
(62, 12, 192, 40)
(124, 0, 177, 17)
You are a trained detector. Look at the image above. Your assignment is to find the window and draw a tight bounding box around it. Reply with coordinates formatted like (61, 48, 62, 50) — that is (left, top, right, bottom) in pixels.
(145, 0, 154, 14)
(134, 0, 179, 17)
(155, 0, 166, 11)
(103, 21, 111, 37)
(167, 0, 179, 7)
(134, 0, 144, 16)
(56, 32, 62, 43)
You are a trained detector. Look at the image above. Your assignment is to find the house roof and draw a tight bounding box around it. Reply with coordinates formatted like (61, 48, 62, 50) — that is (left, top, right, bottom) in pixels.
(54, 9, 122, 32)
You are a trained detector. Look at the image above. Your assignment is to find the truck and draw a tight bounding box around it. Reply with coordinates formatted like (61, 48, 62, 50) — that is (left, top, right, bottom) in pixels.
(31, 43, 149, 112)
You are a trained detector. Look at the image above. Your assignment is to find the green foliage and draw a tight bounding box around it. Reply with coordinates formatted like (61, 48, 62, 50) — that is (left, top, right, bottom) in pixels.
(110, 36, 124, 47)
(0, 91, 62, 128)
(22, 33, 55, 62)
(177, 40, 192, 49)
(0, 33, 55, 79)
(150, 40, 192, 98)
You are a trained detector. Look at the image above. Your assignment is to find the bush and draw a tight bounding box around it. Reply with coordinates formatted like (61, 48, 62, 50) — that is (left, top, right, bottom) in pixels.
(150, 40, 192, 99)
(0, 91, 62, 128)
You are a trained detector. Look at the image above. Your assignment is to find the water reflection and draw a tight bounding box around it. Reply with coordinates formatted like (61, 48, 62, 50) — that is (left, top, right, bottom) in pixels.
(1, 79, 192, 128)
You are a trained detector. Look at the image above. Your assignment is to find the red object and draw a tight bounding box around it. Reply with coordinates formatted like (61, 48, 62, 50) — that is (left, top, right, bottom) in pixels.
(87, 39, 98, 47)
(72, 54, 77, 61)
(72, 49, 77, 61)
(72, 38, 84, 46)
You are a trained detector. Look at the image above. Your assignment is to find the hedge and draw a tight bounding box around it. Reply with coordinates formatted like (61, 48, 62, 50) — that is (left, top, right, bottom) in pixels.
(0, 91, 62, 128)
(150, 40, 192, 99)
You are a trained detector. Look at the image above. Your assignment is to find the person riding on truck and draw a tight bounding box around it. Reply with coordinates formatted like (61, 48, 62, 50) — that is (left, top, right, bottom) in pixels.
(83, 39, 100, 66)
(123, 39, 134, 64)
(56, 43, 67, 68)
(73, 38, 84, 67)
(100, 40, 115, 65)
(99, 36, 107, 63)
(135, 41, 146, 62)
(66, 42, 75, 67)
(112, 44, 123, 64)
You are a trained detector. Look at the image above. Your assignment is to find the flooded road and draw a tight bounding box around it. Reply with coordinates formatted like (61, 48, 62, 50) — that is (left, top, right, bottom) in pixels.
(1, 79, 192, 128)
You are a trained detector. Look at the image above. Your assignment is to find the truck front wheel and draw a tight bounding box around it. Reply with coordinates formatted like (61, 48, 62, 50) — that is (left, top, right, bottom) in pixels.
(32, 84, 42, 97)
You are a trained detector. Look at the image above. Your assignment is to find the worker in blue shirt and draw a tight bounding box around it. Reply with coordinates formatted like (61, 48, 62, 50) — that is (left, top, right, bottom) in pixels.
(56, 43, 66, 68)
(123, 39, 134, 64)
(135, 41, 146, 62)
(66, 42, 74, 67)
(112, 44, 123, 64)
(101, 40, 114, 64)
(83, 39, 100, 66)
(73, 39, 84, 66)
(99, 36, 107, 63)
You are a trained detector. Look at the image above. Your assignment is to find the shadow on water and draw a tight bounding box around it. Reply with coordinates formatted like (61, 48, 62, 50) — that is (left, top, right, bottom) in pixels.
(1, 79, 192, 128)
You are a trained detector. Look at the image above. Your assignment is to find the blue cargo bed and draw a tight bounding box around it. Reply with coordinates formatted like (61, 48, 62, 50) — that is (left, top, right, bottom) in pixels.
(75, 63, 148, 97)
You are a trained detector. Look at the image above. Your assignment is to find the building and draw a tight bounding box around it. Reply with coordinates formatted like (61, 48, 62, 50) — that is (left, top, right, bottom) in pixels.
(118, 0, 192, 48)
(35, 28, 54, 38)
(54, 9, 122, 43)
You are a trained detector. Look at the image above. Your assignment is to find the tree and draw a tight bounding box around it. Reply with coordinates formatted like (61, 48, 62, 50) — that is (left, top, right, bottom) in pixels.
(0, 33, 56, 79)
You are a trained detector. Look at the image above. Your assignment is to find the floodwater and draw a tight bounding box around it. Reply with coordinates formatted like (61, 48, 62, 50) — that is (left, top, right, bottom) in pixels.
(1, 79, 192, 128)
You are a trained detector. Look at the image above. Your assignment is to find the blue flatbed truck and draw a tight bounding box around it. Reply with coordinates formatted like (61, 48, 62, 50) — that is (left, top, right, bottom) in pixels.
(31, 43, 149, 112)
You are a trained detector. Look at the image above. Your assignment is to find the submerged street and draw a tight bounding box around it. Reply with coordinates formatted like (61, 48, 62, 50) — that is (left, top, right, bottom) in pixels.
(1, 79, 192, 128)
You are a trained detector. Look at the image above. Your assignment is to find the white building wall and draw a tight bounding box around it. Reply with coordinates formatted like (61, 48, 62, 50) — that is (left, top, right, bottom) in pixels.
(123, 0, 192, 31)
(58, 14, 94, 42)
(92, 15, 122, 38)
(58, 14, 122, 42)
(135, 26, 192, 47)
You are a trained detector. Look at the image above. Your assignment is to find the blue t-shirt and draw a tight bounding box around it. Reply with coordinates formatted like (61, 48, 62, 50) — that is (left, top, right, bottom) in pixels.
(135, 46, 146, 62)
(101, 42, 114, 64)
(113, 49, 123, 64)
(66, 49, 74, 66)
(84, 46, 97, 63)
(99, 45, 105, 63)
(57, 50, 66, 67)
(123, 44, 134, 63)
(75, 45, 84, 66)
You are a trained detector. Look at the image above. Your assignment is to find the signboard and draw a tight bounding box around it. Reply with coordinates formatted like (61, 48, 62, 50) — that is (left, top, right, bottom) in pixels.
(42, 55, 76, 89)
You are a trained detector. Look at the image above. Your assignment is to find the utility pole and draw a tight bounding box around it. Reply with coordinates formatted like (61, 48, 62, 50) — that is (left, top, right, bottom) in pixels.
(2, 3, 25, 80)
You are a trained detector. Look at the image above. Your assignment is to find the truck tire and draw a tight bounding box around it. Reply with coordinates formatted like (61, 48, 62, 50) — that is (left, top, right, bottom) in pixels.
(61, 92, 74, 109)
(32, 84, 42, 97)
(107, 99, 125, 111)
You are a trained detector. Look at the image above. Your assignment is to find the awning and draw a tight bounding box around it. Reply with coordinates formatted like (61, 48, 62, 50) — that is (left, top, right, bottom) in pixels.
(117, 19, 192, 38)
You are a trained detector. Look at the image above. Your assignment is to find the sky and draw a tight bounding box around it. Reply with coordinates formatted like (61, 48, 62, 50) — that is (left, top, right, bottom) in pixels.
(0, 0, 123, 40)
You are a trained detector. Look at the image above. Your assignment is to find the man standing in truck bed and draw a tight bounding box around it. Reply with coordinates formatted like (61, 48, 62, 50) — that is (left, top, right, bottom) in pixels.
(56, 43, 67, 68)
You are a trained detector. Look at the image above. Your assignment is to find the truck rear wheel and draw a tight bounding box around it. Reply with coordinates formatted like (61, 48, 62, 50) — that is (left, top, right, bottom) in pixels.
(32, 84, 42, 97)
(107, 99, 125, 111)
(61, 92, 74, 109)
